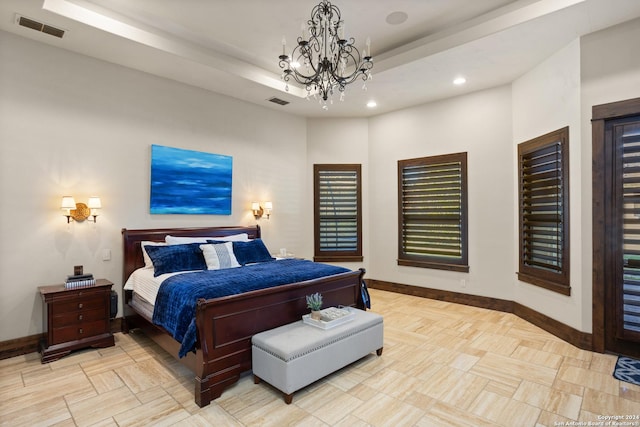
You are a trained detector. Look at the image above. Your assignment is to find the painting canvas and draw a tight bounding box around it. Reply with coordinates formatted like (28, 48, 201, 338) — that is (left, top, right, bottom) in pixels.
(150, 145, 232, 215)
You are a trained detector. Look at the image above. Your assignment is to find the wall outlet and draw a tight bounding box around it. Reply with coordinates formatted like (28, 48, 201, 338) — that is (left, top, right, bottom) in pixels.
(461, 279, 467, 288)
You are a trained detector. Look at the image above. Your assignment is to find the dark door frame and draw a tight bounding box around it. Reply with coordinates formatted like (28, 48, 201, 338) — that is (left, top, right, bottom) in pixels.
(592, 96, 640, 354)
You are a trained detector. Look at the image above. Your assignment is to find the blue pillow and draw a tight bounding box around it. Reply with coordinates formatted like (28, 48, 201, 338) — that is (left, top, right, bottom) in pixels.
(144, 243, 207, 276)
(231, 239, 275, 265)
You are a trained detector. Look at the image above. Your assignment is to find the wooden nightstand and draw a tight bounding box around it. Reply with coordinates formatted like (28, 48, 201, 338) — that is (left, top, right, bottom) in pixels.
(38, 278, 115, 363)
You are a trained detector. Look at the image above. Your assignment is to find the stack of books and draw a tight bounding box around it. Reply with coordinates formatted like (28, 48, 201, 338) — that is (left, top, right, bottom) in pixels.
(65, 273, 96, 288)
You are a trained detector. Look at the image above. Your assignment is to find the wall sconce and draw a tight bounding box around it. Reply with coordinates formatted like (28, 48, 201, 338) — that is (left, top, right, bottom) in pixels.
(252, 201, 272, 220)
(61, 196, 101, 223)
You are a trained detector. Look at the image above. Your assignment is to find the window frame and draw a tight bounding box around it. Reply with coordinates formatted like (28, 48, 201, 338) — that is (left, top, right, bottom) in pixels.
(313, 164, 363, 262)
(397, 152, 469, 272)
(517, 126, 570, 295)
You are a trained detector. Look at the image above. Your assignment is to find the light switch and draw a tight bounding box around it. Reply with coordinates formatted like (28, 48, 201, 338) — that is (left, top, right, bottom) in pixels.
(102, 248, 111, 261)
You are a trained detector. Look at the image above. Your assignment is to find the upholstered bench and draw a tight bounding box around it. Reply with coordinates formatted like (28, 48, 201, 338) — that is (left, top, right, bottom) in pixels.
(251, 308, 383, 404)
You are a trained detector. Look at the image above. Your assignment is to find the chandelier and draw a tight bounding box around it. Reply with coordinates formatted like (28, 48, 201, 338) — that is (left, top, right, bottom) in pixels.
(278, 0, 373, 106)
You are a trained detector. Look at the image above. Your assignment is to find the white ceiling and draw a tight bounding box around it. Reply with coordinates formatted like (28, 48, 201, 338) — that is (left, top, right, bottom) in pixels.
(1, 0, 640, 118)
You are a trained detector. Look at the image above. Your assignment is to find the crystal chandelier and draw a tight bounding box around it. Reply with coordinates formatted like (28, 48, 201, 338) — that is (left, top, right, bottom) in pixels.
(278, 0, 373, 107)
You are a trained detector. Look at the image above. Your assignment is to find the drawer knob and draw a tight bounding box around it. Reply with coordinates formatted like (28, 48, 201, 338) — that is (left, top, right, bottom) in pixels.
(79, 328, 83, 334)
(78, 314, 83, 320)
(78, 303, 83, 309)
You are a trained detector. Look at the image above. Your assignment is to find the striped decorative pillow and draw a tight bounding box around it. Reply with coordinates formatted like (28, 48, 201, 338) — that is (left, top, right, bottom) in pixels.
(199, 242, 240, 270)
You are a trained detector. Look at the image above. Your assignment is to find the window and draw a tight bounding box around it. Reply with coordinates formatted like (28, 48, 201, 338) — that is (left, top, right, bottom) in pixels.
(398, 152, 469, 272)
(313, 164, 362, 262)
(518, 127, 570, 295)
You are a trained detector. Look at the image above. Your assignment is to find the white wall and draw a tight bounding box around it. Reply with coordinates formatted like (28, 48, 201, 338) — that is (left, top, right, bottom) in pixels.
(367, 86, 516, 299)
(511, 39, 583, 330)
(0, 31, 307, 341)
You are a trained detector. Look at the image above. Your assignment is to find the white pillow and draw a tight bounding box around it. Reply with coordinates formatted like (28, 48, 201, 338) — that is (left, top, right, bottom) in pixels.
(141, 241, 166, 268)
(199, 243, 240, 270)
(165, 233, 250, 245)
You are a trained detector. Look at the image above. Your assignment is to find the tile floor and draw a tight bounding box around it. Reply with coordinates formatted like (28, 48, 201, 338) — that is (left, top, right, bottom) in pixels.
(1, 289, 639, 426)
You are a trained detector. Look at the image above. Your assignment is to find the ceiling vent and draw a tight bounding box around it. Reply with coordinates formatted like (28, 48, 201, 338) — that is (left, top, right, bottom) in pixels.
(268, 97, 290, 106)
(15, 14, 65, 39)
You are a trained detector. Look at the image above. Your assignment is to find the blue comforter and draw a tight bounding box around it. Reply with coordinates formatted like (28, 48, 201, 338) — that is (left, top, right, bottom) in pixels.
(151, 259, 351, 357)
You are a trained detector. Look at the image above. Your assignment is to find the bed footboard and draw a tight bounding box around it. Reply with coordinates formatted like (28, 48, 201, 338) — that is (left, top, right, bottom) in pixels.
(193, 268, 365, 407)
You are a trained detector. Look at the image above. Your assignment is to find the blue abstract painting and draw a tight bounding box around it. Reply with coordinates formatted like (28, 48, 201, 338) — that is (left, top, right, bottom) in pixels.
(150, 145, 232, 215)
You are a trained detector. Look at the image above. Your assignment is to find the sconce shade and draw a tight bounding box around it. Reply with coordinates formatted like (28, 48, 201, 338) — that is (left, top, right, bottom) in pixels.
(61, 196, 76, 210)
(87, 197, 102, 209)
(251, 202, 260, 211)
(263, 201, 273, 219)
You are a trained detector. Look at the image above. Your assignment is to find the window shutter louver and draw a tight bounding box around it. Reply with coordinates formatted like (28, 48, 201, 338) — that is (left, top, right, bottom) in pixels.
(318, 170, 358, 252)
(314, 165, 362, 262)
(398, 153, 469, 272)
(521, 143, 564, 271)
(518, 127, 570, 295)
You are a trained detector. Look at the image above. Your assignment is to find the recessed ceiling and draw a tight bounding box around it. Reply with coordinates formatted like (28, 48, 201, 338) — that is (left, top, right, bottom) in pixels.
(1, 0, 639, 118)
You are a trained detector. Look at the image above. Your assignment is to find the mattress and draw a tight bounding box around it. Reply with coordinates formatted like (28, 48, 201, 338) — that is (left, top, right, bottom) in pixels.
(123, 267, 183, 306)
(129, 291, 155, 321)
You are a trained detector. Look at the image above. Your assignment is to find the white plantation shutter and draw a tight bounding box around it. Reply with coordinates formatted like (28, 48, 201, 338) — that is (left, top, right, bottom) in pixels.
(398, 153, 469, 272)
(314, 164, 362, 262)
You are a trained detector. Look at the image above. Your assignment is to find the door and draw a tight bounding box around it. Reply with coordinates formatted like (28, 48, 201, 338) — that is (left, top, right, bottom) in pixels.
(593, 97, 640, 357)
(609, 116, 640, 355)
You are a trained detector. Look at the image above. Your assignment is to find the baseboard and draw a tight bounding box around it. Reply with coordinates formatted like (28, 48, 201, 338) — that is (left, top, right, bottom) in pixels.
(110, 317, 123, 334)
(366, 279, 593, 351)
(0, 317, 124, 361)
(512, 302, 592, 350)
(0, 333, 43, 360)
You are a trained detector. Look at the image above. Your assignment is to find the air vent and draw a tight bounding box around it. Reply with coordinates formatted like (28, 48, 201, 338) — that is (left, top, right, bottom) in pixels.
(268, 97, 290, 106)
(16, 15, 65, 39)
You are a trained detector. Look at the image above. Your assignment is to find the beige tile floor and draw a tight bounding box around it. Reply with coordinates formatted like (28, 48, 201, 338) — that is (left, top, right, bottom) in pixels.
(1, 289, 639, 426)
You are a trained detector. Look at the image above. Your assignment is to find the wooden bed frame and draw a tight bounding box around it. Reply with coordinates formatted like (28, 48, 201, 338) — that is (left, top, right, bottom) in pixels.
(121, 225, 366, 407)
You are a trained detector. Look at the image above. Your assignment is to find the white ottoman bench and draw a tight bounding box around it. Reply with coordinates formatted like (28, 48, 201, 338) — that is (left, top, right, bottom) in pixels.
(251, 308, 383, 404)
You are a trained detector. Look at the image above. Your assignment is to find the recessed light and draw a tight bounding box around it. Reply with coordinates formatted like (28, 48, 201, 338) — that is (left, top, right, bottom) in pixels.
(453, 77, 467, 85)
(367, 100, 377, 108)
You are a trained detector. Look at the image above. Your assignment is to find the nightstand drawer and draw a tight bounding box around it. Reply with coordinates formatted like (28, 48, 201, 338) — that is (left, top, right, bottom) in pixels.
(50, 296, 104, 315)
(51, 320, 109, 345)
(53, 307, 107, 327)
